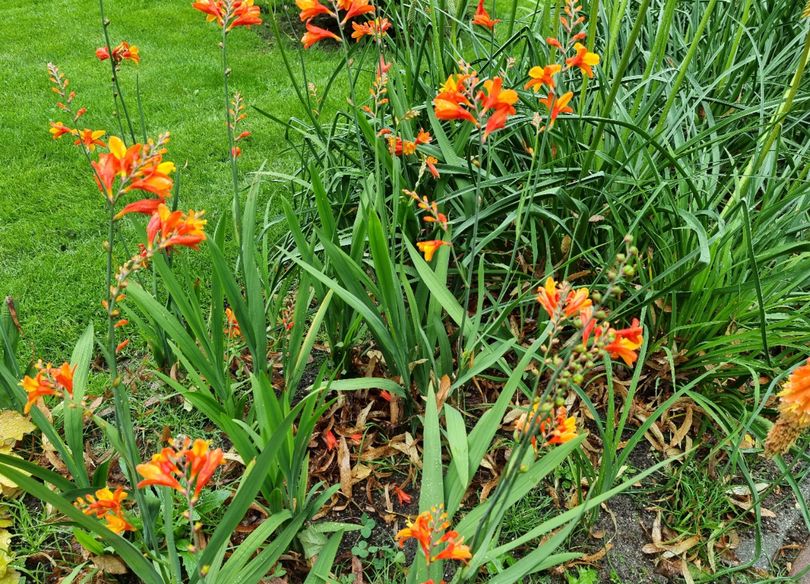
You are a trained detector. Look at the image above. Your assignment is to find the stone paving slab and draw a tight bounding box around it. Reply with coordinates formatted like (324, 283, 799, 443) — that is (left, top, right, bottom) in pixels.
(736, 473, 810, 573)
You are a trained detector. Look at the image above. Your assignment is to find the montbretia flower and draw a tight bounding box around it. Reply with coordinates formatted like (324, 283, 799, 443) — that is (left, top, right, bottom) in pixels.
(49, 121, 75, 140)
(546, 408, 577, 444)
(765, 359, 810, 456)
(539, 91, 574, 128)
(146, 204, 207, 251)
(425, 156, 440, 179)
(295, 0, 333, 20)
(417, 240, 451, 261)
(338, 0, 375, 25)
(536, 277, 591, 321)
(565, 42, 600, 78)
(74, 129, 106, 151)
(302, 20, 341, 48)
(224, 306, 241, 338)
(477, 77, 518, 138)
(434, 74, 477, 125)
(96, 42, 140, 65)
(546, 36, 563, 50)
(525, 64, 562, 92)
(192, 0, 262, 31)
(351, 17, 391, 41)
(396, 506, 471, 565)
(93, 135, 175, 206)
(20, 361, 75, 414)
(604, 318, 643, 366)
(472, 0, 500, 29)
(137, 436, 224, 502)
(75, 486, 135, 534)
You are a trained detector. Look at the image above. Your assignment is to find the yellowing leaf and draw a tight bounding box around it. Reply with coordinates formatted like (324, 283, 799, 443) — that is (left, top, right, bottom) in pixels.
(0, 412, 34, 448)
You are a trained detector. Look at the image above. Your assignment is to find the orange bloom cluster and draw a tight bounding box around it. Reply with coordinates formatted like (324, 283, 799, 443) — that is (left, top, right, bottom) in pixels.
(91, 135, 175, 213)
(75, 486, 135, 534)
(396, 506, 472, 565)
(298, 0, 377, 48)
(229, 92, 251, 158)
(525, 0, 599, 131)
(20, 361, 75, 414)
(351, 17, 391, 42)
(192, 0, 262, 31)
(387, 129, 432, 156)
(433, 72, 518, 139)
(136, 437, 224, 502)
(472, 0, 500, 30)
(146, 204, 207, 252)
(224, 306, 241, 338)
(47, 64, 93, 144)
(417, 240, 451, 262)
(95, 41, 140, 65)
(404, 189, 448, 231)
(765, 359, 810, 456)
(514, 404, 578, 448)
(538, 277, 644, 366)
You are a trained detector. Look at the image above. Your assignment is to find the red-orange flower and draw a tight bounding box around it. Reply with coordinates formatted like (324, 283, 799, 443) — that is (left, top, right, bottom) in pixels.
(295, 0, 332, 21)
(338, 0, 375, 25)
(765, 359, 810, 456)
(192, 0, 262, 31)
(525, 64, 562, 92)
(137, 437, 224, 502)
(146, 204, 207, 251)
(778, 359, 810, 419)
(565, 42, 600, 78)
(539, 91, 574, 127)
(224, 307, 241, 338)
(20, 361, 75, 414)
(434, 74, 477, 125)
(96, 42, 140, 64)
(417, 240, 451, 262)
(74, 129, 106, 151)
(396, 511, 433, 559)
(546, 409, 577, 444)
(604, 318, 643, 366)
(433, 532, 472, 563)
(478, 77, 518, 138)
(49, 121, 75, 140)
(472, 0, 500, 29)
(546, 36, 563, 50)
(393, 485, 412, 505)
(302, 21, 341, 48)
(75, 486, 135, 534)
(351, 17, 391, 41)
(536, 277, 592, 320)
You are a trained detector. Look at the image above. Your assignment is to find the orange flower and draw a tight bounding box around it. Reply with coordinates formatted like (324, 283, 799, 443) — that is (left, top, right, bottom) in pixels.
(417, 240, 451, 262)
(547, 409, 577, 445)
(192, 0, 262, 31)
(49, 121, 75, 139)
(416, 129, 432, 145)
(224, 307, 241, 338)
(536, 277, 591, 320)
(93, 135, 174, 203)
(564, 287, 591, 318)
(477, 78, 518, 138)
(396, 511, 433, 559)
(546, 36, 563, 50)
(97, 42, 140, 64)
(472, 0, 500, 29)
(536, 277, 561, 318)
(302, 20, 341, 48)
(351, 17, 391, 41)
(338, 0, 375, 25)
(20, 361, 75, 414)
(433, 532, 472, 563)
(604, 318, 643, 366)
(324, 429, 338, 450)
(565, 42, 600, 78)
(393, 485, 412, 505)
(425, 156, 440, 179)
(146, 204, 207, 251)
(778, 358, 810, 419)
(434, 74, 477, 125)
(388, 137, 416, 156)
(137, 437, 224, 502)
(525, 64, 562, 92)
(539, 91, 574, 128)
(74, 129, 106, 151)
(295, 0, 332, 21)
(75, 486, 135, 534)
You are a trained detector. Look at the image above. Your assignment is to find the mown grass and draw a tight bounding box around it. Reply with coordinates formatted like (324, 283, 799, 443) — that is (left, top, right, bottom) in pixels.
(0, 0, 341, 357)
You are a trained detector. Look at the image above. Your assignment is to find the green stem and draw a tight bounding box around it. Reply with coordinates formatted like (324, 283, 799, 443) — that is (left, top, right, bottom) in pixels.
(221, 26, 243, 236)
(99, 0, 136, 144)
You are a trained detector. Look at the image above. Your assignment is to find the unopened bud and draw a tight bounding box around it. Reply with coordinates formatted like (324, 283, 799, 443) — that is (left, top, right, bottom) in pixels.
(520, 464, 529, 473)
(623, 266, 635, 277)
(623, 234, 634, 243)
(573, 373, 584, 385)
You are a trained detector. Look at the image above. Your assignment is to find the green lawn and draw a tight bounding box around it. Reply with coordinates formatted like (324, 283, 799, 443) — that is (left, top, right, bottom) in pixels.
(0, 0, 340, 357)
